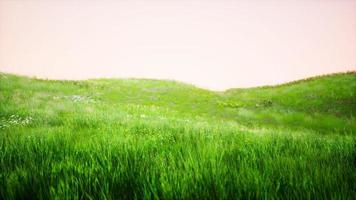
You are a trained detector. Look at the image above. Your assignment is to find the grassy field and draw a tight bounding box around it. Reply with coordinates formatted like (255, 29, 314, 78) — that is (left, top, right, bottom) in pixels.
(0, 72, 355, 199)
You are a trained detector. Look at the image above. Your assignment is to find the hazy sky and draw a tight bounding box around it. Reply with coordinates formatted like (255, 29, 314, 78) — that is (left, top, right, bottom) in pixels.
(0, 0, 355, 90)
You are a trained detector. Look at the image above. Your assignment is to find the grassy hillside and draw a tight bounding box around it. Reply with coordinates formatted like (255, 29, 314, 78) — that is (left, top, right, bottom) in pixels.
(0, 72, 355, 199)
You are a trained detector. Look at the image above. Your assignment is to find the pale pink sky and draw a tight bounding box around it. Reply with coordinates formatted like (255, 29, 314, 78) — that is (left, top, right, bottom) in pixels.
(0, 0, 355, 90)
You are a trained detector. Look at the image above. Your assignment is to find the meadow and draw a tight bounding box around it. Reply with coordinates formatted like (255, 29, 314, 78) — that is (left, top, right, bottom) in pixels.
(0, 72, 355, 199)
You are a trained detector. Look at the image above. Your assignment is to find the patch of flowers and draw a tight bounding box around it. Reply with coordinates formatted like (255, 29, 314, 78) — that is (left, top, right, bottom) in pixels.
(0, 115, 33, 129)
(52, 95, 95, 103)
(69, 95, 91, 102)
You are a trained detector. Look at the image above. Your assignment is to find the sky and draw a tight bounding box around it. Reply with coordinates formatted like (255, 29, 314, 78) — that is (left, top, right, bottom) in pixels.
(0, 0, 355, 90)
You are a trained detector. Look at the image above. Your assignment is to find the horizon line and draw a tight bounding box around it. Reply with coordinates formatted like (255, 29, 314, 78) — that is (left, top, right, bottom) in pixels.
(1, 70, 355, 92)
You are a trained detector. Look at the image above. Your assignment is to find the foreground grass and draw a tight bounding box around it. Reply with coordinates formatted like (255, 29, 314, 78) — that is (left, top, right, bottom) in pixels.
(0, 72, 355, 199)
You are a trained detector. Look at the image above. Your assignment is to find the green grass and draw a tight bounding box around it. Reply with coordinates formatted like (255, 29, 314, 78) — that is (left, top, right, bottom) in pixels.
(0, 72, 355, 199)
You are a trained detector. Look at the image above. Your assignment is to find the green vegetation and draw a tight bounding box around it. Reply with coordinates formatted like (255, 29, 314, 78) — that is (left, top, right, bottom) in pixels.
(0, 72, 355, 199)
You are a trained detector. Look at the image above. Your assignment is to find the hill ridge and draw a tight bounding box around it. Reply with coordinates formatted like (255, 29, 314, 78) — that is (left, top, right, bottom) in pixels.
(1, 71, 355, 92)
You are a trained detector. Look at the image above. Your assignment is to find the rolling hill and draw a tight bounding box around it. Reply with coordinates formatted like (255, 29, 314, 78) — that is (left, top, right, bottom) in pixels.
(0, 72, 355, 199)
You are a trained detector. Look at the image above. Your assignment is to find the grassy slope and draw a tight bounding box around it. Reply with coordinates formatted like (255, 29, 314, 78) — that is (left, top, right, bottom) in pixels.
(0, 72, 355, 199)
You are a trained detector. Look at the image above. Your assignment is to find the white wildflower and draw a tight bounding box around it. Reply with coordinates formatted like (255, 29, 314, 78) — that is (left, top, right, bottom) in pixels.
(1, 115, 33, 128)
(68, 95, 94, 103)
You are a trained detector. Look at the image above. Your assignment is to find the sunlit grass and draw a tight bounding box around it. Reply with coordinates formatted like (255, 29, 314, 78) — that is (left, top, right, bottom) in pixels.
(0, 72, 355, 199)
